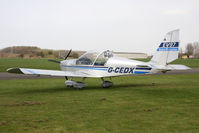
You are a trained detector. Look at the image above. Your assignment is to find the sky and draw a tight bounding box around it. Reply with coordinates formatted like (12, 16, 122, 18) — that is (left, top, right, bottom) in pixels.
(0, 0, 198, 55)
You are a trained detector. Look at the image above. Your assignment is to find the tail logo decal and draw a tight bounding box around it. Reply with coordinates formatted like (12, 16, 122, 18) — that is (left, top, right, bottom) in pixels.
(157, 42, 179, 51)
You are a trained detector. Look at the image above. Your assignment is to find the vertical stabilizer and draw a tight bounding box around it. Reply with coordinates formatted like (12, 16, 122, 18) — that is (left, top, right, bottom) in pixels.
(150, 29, 179, 65)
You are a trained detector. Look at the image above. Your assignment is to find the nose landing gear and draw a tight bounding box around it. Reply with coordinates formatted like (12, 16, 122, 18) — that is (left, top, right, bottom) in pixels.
(65, 77, 113, 89)
(101, 78, 113, 88)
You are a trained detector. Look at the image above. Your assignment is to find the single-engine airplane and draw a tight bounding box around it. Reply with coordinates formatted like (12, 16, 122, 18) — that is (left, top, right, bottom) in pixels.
(7, 29, 190, 88)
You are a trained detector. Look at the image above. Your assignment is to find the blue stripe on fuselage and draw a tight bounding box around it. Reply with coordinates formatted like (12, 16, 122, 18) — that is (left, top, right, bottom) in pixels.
(135, 68, 152, 70)
(134, 71, 149, 74)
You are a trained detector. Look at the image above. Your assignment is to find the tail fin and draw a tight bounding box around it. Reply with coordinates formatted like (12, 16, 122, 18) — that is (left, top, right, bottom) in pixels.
(150, 29, 179, 65)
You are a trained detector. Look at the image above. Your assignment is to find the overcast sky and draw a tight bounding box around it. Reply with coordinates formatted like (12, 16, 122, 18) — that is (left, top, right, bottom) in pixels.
(0, 0, 198, 55)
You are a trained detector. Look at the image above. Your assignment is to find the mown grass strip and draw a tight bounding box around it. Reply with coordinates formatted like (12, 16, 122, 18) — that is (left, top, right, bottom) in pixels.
(0, 74, 199, 132)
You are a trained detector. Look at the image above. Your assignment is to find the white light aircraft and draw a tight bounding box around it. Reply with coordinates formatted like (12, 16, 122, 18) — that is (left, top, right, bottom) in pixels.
(7, 29, 190, 89)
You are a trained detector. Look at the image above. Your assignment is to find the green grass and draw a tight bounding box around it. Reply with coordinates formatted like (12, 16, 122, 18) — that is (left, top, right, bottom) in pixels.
(0, 74, 199, 132)
(0, 58, 198, 72)
(170, 59, 199, 68)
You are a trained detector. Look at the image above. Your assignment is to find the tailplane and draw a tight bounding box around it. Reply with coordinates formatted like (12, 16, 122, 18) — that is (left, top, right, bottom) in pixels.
(150, 29, 179, 65)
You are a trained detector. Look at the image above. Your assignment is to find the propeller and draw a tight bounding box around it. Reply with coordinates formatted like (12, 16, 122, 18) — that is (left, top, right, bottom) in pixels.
(48, 49, 72, 81)
(65, 49, 72, 60)
(64, 49, 72, 80)
(48, 49, 72, 63)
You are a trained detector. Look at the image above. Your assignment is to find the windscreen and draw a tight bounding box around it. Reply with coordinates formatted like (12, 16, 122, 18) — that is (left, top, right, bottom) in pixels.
(76, 51, 98, 65)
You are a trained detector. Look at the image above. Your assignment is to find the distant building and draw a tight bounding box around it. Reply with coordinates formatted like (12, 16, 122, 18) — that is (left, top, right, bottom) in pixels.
(181, 55, 188, 59)
(114, 52, 147, 59)
(181, 55, 194, 59)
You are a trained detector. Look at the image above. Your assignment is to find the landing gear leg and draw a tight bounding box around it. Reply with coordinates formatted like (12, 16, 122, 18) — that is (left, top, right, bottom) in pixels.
(101, 78, 113, 88)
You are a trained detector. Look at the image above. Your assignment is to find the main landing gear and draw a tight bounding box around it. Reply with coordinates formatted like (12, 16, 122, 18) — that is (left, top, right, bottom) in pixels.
(101, 78, 113, 88)
(65, 77, 86, 89)
(65, 77, 113, 89)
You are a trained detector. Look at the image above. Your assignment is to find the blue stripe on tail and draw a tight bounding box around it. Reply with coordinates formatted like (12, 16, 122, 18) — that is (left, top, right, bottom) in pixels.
(157, 47, 178, 51)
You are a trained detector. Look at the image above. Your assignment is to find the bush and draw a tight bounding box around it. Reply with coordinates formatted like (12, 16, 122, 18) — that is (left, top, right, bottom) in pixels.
(72, 52, 79, 58)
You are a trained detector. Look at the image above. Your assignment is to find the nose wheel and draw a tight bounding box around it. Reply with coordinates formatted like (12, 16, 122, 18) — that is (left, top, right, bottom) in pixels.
(101, 78, 113, 88)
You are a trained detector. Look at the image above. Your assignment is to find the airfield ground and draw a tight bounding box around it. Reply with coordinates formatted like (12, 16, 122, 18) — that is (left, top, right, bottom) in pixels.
(0, 58, 199, 133)
(0, 74, 199, 132)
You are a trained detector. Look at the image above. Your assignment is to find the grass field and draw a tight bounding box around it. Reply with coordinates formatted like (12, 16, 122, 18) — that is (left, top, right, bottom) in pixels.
(0, 74, 199, 133)
(0, 58, 199, 73)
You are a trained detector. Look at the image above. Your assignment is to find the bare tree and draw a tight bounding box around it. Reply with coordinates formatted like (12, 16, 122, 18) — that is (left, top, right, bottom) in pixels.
(193, 42, 199, 58)
(186, 43, 194, 58)
(178, 48, 183, 58)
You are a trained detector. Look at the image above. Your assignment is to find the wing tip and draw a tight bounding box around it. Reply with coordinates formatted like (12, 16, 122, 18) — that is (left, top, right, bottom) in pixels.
(7, 68, 23, 74)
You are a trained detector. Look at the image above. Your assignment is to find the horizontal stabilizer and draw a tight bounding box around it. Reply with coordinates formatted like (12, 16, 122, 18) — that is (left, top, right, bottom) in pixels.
(149, 64, 191, 71)
(165, 65, 191, 70)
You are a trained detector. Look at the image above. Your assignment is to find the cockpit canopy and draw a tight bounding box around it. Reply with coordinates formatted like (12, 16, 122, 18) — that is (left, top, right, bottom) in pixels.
(76, 50, 113, 66)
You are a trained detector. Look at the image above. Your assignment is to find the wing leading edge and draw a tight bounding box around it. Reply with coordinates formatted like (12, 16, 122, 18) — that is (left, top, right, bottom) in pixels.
(7, 68, 89, 77)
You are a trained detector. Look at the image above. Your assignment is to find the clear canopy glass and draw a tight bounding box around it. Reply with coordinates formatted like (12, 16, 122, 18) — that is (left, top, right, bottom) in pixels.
(76, 50, 113, 66)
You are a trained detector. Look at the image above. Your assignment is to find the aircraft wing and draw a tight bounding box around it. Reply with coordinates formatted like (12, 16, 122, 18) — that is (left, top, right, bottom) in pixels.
(7, 68, 89, 77)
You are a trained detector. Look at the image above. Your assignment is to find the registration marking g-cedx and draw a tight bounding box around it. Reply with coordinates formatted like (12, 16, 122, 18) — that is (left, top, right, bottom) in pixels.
(108, 67, 134, 73)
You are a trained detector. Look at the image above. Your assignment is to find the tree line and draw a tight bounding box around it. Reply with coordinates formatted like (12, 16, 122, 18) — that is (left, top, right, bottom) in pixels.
(0, 46, 79, 59)
(180, 42, 199, 59)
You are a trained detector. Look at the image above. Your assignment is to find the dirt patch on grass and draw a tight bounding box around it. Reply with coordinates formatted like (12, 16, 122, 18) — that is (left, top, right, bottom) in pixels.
(34, 118, 49, 123)
(99, 98, 106, 101)
(130, 108, 159, 113)
(2, 101, 44, 107)
(0, 121, 7, 126)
